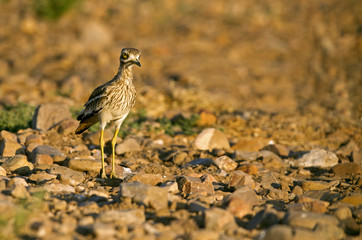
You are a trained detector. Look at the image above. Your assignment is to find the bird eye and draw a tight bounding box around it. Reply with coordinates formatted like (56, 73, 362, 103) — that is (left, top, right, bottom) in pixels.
(122, 53, 129, 59)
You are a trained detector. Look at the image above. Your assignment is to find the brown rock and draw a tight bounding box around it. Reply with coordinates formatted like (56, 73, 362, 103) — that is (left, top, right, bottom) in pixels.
(332, 162, 362, 178)
(68, 158, 102, 172)
(29, 172, 57, 183)
(10, 184, 29, 199)
(115, 138, 141, 155)
(204, 207, 237, 231)
(258, 150, 285, 170)
(126, 173, 163, 186)
(298, 196, 328, 213)
(0, 141, 23, 157)
(228, 171, 255, 189)
(238, 163, 259, 175)
(285, 211, 339, 230)
(301, 180, 338, 191)
(30, 145, 66, 163)
(261, 144, 289, 157)
(177, 175, 214, 196)
(231, 138, 270, 151)
(341, 193, 362, 206)
(194, 128, 230, 150)
(2, 155, 33, 175)
(57, 119, 79, 135)
(25, 134, 43, 146)
(196, 111, 217, 126)
(212, 155, 237, 171)
(0, 166, 6, 176)
(0, 130, 17, 142)
(33, 154, 53, 165)
(190, 230, 219, 240)
(224, 186, 260, 218)
(334, 207, 352, 220)
(83, 129, 113, 145)
(32, 103, 72, 131)
(352, 150, 362, 164)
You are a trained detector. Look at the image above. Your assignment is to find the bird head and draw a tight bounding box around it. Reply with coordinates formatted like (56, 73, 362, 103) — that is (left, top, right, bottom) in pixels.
(119, 48, 141, 68)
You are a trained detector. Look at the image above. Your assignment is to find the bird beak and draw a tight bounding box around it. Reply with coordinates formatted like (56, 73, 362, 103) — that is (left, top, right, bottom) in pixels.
(134, 59, 141, 67)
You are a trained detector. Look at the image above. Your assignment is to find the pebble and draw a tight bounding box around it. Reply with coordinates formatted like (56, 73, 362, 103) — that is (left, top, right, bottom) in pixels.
(29, 172, 57, 182)
(333, 207, 352, 220)
(285, 211, 339, 230)
(224, 186, 260, 218)
(30, 145, 66, 163)
(233, 150, 258, 162)
(126, 173, 163, 186)
(228, 170, 255, 189)
(49, 164, 85, 186)
(261, 144, 289, 157)
(0, 140, 23, 157)
(43, 183, 75, 193)
(25, 134, 43, 146)
(194, 128, 230, 150)
(10, 184, 29, 199)
(2, 154, 33, 175)
(32, 103, 72, 131)
(212, 155, 237, 171)
(68, 158, 102, 172)
(204, 207, 237, 231)
(237, 163, 259, 175)
(56, 119, 79, 135)
(332, 162, 362, 178)
(115, 138, 141, 155)
(301, 180, 338, 191)
(119, 181, 168, 210)
(177, 175, 214, 196)
(258, 150, 285, 170)
(295, 149, 339, 168)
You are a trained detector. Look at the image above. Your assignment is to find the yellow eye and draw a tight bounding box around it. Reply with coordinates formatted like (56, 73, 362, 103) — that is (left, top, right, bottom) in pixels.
(122, 52, 129, 59)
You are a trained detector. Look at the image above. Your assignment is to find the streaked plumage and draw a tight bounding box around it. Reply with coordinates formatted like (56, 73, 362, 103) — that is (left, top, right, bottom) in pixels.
(75, 48, 141, 178)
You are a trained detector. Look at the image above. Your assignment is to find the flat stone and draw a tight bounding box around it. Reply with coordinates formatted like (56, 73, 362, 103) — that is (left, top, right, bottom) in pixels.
(30, 145, 65, 163)
(190, 230, 219, 240)
(126, 173, 164, 186)
(295, 149, 338, 168)
(32, 154, 53, 165)
(341, 193, 362, 206)
(2, 154, 33, 175)
(258, 150, 285, 170)
(32, 103, 72, 131)
(177, 175, 214, 196)
(212, 155, 237, 171)
(68, 158, 102, 172)
(98, 209, 145, 225)
(49, 164, 85, 186)
(285, 211, 339, 230)
(224, 186, 260, 218)
(194, 128, 230, 150)
(0, 140, 23, 157)
(43, 183, 75, 193)
(231, 138, 270, 151)
(29, 172, 57, 183)
(25, 134, 43, 146)
(119, 181, 168, 210)
(204, 207, 237, 231)
(115, 138, 141, 155)
(184, 158, 212, 167)
(332, 162, 362, 178)
(233, 150, 258, 161)
(228, 171, 255, 189)
(301, 180, 339, 191)
(261, 225, 292, 240)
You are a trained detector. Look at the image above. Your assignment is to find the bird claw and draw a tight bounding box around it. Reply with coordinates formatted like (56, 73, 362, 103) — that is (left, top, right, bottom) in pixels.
(110, 171, 118, 179)
(101, 171, 107, 179)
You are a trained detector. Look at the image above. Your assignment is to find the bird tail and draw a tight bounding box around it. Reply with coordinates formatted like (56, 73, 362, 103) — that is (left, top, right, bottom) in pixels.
(75, 115, 99, 134)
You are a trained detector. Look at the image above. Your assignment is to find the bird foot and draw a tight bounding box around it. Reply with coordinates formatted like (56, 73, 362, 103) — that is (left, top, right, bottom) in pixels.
(101, 171, 107, 179)
(110, 171, 118, 179)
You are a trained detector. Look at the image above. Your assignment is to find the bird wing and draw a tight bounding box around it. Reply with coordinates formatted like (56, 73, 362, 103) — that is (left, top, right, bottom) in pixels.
(77, 84, 108, 122)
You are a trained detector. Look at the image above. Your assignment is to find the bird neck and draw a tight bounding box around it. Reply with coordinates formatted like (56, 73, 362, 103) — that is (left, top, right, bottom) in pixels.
(116, 64, 133, 85)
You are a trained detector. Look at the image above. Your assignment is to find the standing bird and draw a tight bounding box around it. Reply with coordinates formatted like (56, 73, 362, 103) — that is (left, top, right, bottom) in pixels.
(75, 48, 141, 178)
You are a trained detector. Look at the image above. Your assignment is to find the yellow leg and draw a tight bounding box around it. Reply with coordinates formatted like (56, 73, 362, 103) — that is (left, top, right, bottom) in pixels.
(100, 128, 107, 178)
(110, 128, 119, 179)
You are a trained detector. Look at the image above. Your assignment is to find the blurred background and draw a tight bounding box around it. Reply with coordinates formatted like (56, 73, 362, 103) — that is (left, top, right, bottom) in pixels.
(0, 0, 361, 121)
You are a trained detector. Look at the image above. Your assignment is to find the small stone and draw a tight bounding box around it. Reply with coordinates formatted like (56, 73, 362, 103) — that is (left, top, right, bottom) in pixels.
(104, 165, 125, 177)
(98, 209, 145, 225)
(8, 177, 29, 188)
(204, 207, 237, 231)
(115, 138, 141, 155)
(224, 186, 260, 218)
(233, 150, 258, 161)
(260, 144, 289, 157)
(30, 145, 66, 163)
(10, 184, 29, 199)
(341, 193, 362, 206)
(126, 173, 163, 186)
(2, 155, 33, 175)
(298, 196, 328, 213)
(231, 138, 270, 151)
(29, 172, 57, 183)
(228, 171, 255, 189)
(285, 211, 339, 230)
(43, 183, 75, 193)
(295, 149, 338, 168)
(0, 130, 17, 142)
(0, 166, 6, 176)
(32, 154, 53, 165)
(161, 181, 179, 193)
(177, 175, 214, 196)
(332, 162, 362, 178)
(32, 103, 72, 131)
(49, 164, 85, 186)
(184, 158, 212, 167)
(25, 134, 43, 146)
(334, 207, 352, 220)
(314, 222, 345, 240)
(237, 163, 259, 175)
(213, 155, 237, 171)
(172, 152, 188, 165)
(68, 158, 102, 172)
(196, 111, 217, 126)
(261, 225, 292, 240)
(194, 128, 230, 150)
(119, 181, 168, 210)
(292, 185, 303, 196)
(301, 180, 338, 191)
(0, 141, 23, 157)
(57, 119, 79, 135)
(258, 150, 285, 170)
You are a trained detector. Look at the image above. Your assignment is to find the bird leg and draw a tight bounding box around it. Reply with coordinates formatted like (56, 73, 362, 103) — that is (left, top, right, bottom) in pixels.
(110, 127, 120, 179)
(100, 128, 107, 178)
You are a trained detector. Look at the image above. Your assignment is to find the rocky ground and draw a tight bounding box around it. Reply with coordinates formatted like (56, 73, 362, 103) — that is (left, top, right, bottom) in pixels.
(0, 0, 361, 239)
